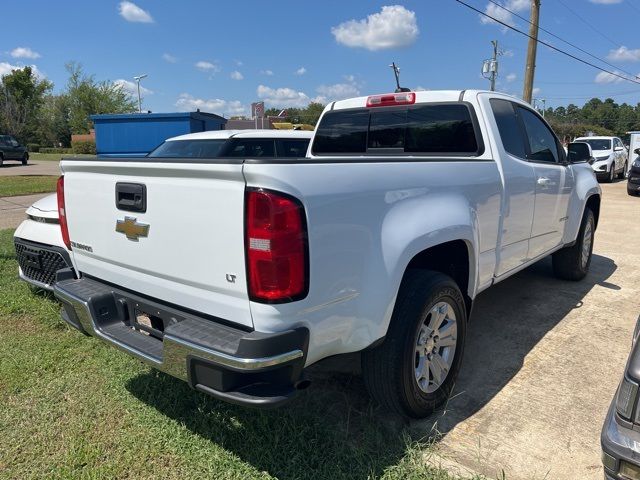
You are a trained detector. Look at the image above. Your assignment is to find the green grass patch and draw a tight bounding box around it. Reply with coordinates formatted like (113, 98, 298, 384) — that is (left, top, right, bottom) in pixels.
(0, 229, 485, 480)
(30, 152, 95, 161)
(0, 176, 58, 197)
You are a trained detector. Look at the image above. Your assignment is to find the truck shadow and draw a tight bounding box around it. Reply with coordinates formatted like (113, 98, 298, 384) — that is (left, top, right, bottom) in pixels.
(126, 253, 616, 479)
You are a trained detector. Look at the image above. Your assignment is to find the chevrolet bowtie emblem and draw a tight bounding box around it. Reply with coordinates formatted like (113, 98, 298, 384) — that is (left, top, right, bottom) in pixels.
(115, 217, 149, 241)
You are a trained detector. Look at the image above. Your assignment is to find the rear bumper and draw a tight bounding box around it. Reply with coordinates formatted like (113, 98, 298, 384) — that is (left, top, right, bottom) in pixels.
(54, 273, 309, 407)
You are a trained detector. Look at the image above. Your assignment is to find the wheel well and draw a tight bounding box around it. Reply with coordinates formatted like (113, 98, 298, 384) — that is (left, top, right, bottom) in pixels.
(405, 240, 472, 316)
(586, 195, 600, 229)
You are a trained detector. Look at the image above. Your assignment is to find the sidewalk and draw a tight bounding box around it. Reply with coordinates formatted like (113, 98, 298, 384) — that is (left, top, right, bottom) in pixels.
(0, 192, 52, 229)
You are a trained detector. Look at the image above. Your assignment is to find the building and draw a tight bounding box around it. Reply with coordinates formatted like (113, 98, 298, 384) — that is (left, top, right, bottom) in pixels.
(90, 111, 227, 157)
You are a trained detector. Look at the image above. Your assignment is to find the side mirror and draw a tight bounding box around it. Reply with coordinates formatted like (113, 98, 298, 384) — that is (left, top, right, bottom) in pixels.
(635, 147, 640, 156)
(568, 142, 593, 164)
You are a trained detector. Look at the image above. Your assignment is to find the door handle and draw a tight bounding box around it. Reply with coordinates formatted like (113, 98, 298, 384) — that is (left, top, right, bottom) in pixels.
(537, 177, 552, 186)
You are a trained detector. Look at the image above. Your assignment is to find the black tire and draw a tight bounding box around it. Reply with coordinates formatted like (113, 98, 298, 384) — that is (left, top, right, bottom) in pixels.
(552, 208, 595, 281)
(362, 270, 467, 418)
(618, 162, 627, 179)
(22, 153, 28, 165)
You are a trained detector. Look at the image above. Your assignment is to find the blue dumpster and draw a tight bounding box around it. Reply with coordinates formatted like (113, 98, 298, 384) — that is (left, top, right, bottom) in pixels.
(90, 111, 227, 158)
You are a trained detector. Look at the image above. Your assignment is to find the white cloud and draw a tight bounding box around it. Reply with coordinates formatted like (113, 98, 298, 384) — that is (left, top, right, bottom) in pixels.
(594, 70, 625, 84)
(295, 67, 307, 75)
(260, 69, 274, 76)
(607, 46, 640, 62)
(10, 47, 40, 59)
(195, 61, 220, 73)
(234, 59, 243, 66)
(532, 87, 541, 95)
(118, 1, 153, 23)
(175, 93, 246, 116)
(230, 70, 243, 80)
(162, 53, 177, 63)
(331, 5, 419, 51)
(506, 73, 517, 82)
(257, 85, 310, 107)
(314, 82, 360, 103)
(0, 62, 44, 79)
(114, 79, 153, 96)
(481, 0, 529, 30)
(414, 85, 428, 91)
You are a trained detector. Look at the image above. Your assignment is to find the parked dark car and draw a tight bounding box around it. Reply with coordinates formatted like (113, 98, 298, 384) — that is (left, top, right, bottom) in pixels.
(0, 135, 29, 166)
(628, 147, 640, 196)
(601, 317, 640, 479)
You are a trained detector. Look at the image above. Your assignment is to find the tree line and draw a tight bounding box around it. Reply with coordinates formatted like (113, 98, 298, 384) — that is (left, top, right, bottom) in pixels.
(0, 63, 136, 148)
(542, 98, 640, 142)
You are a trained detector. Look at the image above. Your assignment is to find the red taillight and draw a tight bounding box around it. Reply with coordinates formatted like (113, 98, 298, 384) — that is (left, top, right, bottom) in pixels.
(56, 176, 71, 250)
(245, 189, 308, 303)
(366, 92, 416, 107)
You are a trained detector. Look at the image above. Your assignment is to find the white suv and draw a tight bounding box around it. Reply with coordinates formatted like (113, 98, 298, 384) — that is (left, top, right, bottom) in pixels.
(574, 136, 628, 182)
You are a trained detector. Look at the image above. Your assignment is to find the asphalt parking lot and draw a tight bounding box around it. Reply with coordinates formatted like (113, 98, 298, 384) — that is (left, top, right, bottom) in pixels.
(0, 160, 60, 177)
(422, 179, 640, 479)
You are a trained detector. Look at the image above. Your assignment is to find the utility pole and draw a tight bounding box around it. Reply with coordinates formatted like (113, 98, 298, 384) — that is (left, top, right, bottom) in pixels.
(481, 41, 499, 91)
(523, 0, 540, 104)
(490, 40, 498, 91)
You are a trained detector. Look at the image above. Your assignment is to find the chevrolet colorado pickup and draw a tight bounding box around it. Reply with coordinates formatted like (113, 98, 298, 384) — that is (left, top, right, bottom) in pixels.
(54, 91, 601, 418)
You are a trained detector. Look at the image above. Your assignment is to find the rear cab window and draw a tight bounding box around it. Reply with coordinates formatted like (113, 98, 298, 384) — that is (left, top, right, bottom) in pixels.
(146, 137, 310, 160)
(312, 103, 484, 157)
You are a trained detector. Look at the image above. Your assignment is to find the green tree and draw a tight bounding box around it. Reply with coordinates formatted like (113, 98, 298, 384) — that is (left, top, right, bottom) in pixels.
(37, 94, 71, 147)
(0, 66, 53, 142)
(65, 62, 136, 134)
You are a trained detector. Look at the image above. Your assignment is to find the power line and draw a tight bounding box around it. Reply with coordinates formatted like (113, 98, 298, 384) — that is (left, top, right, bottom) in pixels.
(556, 0, 623, 49)
(486, 0, 639, 81)
(454, 0, 640, 86)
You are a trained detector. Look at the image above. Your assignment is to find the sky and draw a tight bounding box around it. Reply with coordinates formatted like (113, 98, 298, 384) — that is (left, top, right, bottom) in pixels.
(2, 0, 640, 116)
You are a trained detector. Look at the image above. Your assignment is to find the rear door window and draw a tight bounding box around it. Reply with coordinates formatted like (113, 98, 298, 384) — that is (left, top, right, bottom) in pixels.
(148, 139, 227, 158)
(225, 139, 275, 157)
(312, 103, 482, 156)
(276, 139, 310, 157)
(489, 99, 527, 159)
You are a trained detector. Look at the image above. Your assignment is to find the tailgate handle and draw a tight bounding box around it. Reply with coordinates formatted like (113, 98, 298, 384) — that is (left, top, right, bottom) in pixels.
(116, 183, 146, 213)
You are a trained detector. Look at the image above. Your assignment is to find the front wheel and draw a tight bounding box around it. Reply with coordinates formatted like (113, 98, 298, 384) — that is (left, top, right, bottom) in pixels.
(618, 162, 628, 179)
(605, 165, 614, 183)
(552, 208, 595, 281)
(362, 270, 467, 418)
(22, 153, 28, 165)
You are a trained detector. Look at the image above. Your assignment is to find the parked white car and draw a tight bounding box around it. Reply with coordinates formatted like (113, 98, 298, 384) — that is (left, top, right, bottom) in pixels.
(13, 192, 73, 291)
(54, 91, 600, 418)
(574, 136, 628, 182)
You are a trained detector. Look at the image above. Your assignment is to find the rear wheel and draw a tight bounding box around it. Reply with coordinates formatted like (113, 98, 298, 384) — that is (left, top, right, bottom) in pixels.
(22, 153, 28, 165)
(362, 270, 467, 418)
(552, 208, 595, 281)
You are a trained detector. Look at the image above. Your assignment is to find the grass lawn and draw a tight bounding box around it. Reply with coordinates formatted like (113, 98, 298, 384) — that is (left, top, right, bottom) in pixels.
(0, 229, 485, 480)
(0, 176, 58, 197)
(29, 152, 95, 161)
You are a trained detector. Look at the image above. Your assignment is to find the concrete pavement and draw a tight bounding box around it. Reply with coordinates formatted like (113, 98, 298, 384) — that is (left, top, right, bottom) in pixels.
(423, 180, 639, 479)
(0, 160, 61, 176)
(0, 192, 52, 229)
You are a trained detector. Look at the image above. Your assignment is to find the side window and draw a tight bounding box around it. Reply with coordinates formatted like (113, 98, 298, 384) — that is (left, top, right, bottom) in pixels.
(489, 99, 527, 159)
(226, 139, 275, 157)
(517, 107, 559, 163)
(276, 139, 310, 157)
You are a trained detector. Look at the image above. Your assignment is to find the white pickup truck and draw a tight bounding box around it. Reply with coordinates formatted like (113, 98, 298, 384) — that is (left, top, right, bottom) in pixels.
(54, 91, 601, 418)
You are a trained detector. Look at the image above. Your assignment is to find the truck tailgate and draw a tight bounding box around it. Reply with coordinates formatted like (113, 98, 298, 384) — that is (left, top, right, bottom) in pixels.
(60, 160, 252, 328)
